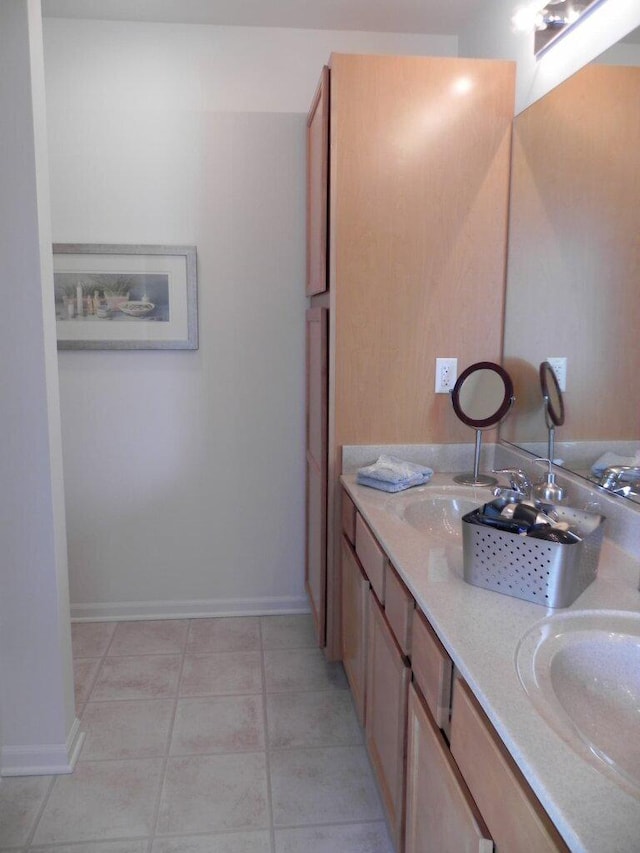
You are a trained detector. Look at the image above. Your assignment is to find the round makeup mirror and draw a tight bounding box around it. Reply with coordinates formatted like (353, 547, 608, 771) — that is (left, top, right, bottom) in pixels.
(539, 361, 565, 462)
(451, 361, 515, 486)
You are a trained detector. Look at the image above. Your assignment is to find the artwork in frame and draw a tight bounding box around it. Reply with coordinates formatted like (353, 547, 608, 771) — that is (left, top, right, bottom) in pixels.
(53, 243, 198, 350)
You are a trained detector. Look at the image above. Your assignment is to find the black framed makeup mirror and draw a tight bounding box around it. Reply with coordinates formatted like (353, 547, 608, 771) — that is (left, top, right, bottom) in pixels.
(539, 360, 565, 463)
(452, 361, 515, 486)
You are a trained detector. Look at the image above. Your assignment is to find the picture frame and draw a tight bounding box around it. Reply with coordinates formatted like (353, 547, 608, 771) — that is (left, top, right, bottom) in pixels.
(52, 243, 198, 350)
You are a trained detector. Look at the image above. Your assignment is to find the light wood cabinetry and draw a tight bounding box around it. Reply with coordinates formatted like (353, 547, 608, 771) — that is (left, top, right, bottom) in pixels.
(306, 66, 329, 297)
(411, 608, 453, 734)
(405, 683, 492, 853)
(305, 307, 328, 645)
(384, 564, 413, 659)
(355, 514, 386, 604)
(340, 487, 569, 853)
(305, 53, 515, 657)
(341, 537, 368, 726)
(451, 678, 568, 853)
(366, 593, 410, 851)
(341, 490, 356, 546)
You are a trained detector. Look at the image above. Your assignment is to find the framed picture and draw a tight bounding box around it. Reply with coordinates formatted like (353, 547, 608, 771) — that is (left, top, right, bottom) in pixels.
(52, 243, 198, 350)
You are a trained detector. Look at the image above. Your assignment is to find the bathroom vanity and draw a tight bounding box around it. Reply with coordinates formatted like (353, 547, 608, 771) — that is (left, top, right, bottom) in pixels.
(340, 472, 640, 852)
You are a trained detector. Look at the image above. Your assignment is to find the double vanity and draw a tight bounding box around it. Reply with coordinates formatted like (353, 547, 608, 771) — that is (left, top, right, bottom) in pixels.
(339, 467, 640, 852)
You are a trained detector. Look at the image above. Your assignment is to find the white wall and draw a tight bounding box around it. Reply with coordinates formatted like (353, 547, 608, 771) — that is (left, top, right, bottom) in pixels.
(0, 0, 79, 775)
(460, 0, 640, 112)
(44, 19, 455, 619)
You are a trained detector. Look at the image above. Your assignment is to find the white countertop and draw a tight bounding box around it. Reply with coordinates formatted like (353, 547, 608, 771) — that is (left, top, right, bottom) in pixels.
(341, 472, 640, 853)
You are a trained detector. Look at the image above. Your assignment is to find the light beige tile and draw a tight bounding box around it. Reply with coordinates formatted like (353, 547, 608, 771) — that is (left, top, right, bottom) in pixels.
(33, 759, 163, 845)
(261, 614, 316, 649)
(73, 658, 101, 709)
(170, 695, 265, 755)
(274, 823, 394, 853)
(108, 619, 189, 656)
(186, 617, 261, 654)
(91, 654, 181, 700)
(267, 689, 362, 749)
(31, 842, 147, 853)
(151, 831, 271, 853)
(80, 699, 174, 759)
(0, 775, 52, 847)
(180, 652, 262, 697)
(156, 753, 269, 835)
(270, 746, 383, 827)
(264, 648, 348, 693)
(71, 622, 116, 659)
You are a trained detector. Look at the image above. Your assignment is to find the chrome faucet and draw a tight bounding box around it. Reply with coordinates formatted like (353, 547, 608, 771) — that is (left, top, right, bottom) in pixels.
(597, 465, 640, 496)
(492, 468, 533, 501)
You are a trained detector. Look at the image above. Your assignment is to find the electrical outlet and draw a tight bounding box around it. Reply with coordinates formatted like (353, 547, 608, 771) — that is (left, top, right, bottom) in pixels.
(435, 357, 458, 393)
(546, 357, 567, 392)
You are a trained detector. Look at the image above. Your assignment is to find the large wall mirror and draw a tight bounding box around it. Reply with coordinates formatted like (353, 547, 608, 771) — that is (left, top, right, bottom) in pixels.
(501, 25, 640, 503)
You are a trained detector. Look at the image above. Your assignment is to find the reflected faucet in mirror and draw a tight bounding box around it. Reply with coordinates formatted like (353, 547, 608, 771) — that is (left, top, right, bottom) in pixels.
(451, 361, 515, 487)
(595, 466, 640, 500)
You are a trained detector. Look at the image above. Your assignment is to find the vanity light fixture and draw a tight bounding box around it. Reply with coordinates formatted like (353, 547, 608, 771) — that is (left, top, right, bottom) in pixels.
(512, 0, 606, 56)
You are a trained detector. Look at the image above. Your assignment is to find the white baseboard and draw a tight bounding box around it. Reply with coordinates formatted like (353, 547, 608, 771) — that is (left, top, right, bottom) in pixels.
(71, 595, 310, 622)
(1, 717, 85, 777)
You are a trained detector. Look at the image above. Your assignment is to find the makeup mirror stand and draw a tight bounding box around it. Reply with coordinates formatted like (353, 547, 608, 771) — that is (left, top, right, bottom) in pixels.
(454, 429, 496, 487)
(546, 412, 556, 465)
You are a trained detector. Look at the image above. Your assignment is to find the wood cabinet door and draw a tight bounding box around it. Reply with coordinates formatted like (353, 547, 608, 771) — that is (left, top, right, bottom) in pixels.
(366, 593, 410, 850)
(405, 683, 493, 853)
(305, 306, 328, 645)
(341, 537, 369, 726)
(306, 65, 329, 296)
(450, 679, 568, 853)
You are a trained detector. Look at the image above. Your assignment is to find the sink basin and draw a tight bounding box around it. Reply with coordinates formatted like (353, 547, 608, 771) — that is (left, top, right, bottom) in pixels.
(516, 610, 640, 797)
(387, 486, 487, 541)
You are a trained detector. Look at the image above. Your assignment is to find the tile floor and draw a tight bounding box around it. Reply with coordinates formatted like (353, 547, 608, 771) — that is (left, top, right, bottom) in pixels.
(0, 615, 393, 853)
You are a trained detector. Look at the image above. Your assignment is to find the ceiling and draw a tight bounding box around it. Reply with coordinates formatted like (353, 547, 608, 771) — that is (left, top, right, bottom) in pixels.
(41, 0, 487, 35)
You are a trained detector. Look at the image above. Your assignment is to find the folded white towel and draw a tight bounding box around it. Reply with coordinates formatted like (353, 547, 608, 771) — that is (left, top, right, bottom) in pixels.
(356, 455, 434, 492)
(357, 472, 432, 493)
(591, 450, 640, 477)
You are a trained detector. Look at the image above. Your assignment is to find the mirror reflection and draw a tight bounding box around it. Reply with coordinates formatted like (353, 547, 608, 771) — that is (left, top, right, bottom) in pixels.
(539, 361, 565, 465)
(452, 362, 514, 487)
(501, 27, 640, 503)
(534, 0, 604, 56)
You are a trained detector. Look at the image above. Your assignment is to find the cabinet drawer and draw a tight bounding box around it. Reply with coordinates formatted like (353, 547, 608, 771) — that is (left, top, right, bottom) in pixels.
(406, 683, 492, 853)
(355, 513, 385, 603)
(411, 609, 452, 732)
(342, 491, 357, 545)
(385, 563, 413, 658)
(450, 678, 568, 853)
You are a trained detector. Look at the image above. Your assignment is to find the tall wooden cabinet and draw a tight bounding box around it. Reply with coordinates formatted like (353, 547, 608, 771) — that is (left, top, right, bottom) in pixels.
(306, 54, 515, 655)
(305, 306, 328, 644)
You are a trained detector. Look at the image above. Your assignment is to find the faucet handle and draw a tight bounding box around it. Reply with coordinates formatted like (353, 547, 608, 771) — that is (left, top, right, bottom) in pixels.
(492, 468, 532, 495)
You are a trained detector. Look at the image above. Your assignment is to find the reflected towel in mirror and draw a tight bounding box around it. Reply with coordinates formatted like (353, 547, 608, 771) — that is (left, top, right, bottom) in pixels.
(591, 450, 640, 477)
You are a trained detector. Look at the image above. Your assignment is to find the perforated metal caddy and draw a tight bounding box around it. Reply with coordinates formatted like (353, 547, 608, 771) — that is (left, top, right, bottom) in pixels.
(461, 505, 605, 608)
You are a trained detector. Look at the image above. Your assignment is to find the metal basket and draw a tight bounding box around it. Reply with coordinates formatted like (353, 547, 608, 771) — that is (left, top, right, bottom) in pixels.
(461, 505, 605, 608)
